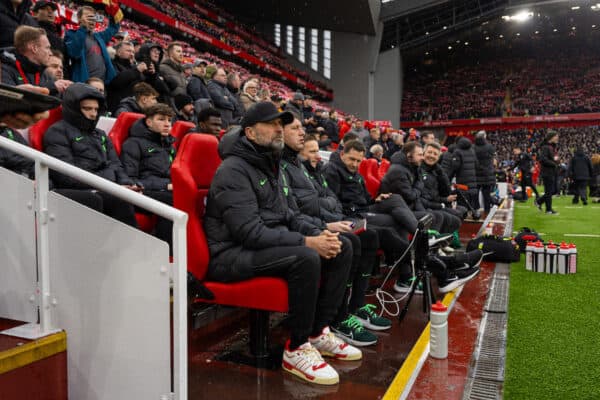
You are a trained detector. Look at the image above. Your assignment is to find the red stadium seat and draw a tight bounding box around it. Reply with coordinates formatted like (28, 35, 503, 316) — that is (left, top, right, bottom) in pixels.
(171, 134, 288, 364)
(378, 158, 391, 180)
(108, 112, 144, 156)
(170, 121, 196, 148)
(359, 158, 381, 199)
(28, 107, 62, 151)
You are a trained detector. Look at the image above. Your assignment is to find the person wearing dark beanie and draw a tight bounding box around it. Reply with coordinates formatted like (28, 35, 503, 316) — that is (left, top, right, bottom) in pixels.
(173, 93, 196, 124)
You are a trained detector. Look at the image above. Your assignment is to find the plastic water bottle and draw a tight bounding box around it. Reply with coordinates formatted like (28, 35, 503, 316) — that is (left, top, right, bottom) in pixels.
(569, 243, 578, 274)
(558, 242, 569, 274)
(545, 243, 557, 274)
(525, 241, 535, 271)
(533, 241, 545, 273)
(430, 301, 449, 359)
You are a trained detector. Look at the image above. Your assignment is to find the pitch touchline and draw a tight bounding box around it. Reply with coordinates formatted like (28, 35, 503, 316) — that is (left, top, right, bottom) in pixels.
(563, 234, 600, 238)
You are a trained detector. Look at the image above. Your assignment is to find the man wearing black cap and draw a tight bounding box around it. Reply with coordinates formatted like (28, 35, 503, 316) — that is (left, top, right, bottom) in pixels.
(536, 131, 560, 214)
(186, 59, 210, 102)
(285, 91, 304, 117)
(32, 1, 63, 52)
(204, 101, 359, 385)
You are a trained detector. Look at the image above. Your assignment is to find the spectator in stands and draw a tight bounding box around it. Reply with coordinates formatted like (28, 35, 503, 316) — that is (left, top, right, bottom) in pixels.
(182, 63, 192, 80)
(284, 91, 304, 117)
(385, 131, 404, 159)
(513, 147, 539, 201)
(114, 82, 158, 116)
(107, 41, 146, 113)
(421, 131, 436, 146)
(204, 102, 359, 385)
(282, 118, 391, 346)
(43, 83, 138, 226)
(159, 43, 187, 96)
(347, 119, 369, 141)
(226, 71, 244, 120)
(195, 107, 222, 137)
(322, 110, 340, 143)
(86, 77, 105, 96)
(31, 1, 63, 53)
(65, 5, 120, 84)
(568, 147, 593, 205)
(369, 144, 384, 162)
(1, 26, 71, 94)
(135, 43, 170, 102)
(207, 67, 236, 128)
(239, 79, 260, 111)
(121, 103, 176, 247)
(0, 0, 38, 48)
(173, 94, 196, 124)
(363, 127, 381, 158)
(535, 131, 560, 214)
(44, 49, 64, 80)
(186, 59, 210, 101)
(473, 131, 496, 214)
(445, 137, 480, 219)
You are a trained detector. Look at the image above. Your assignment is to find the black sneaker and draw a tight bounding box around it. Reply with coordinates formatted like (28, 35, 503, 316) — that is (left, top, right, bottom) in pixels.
(534, 198, 543, 211)
(439, 249, 484, 271)
(546, 210, 559, 215)
(393, 277, 423, 294)
(437, 267, 480, 293)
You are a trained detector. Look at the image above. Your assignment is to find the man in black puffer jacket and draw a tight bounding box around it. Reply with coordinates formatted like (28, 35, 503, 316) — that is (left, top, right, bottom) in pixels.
(513, 147, 539, 200)
(204, 102, 359, 382)
(446, 137, 480, 218)
(536, 131, 560, 214)
(134, 43, 171, 104)
(43, 83, 138, 226)
(473, 131, 496, 213)
(107, 41, 146, 113)
(121, 103, 176, 248)
(568, 147, 593, 205)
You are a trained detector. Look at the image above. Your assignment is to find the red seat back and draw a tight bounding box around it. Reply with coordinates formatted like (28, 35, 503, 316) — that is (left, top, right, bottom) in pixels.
(108, 112, 144, 156)
(378, 158, 391, 179)
(171, 134, 221, 280)
(171, 121, 196, 147)
(359, 158, 381, 199)
(28, 107, 62, 151)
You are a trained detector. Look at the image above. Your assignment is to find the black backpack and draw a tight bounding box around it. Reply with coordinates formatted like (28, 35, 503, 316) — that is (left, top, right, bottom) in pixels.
(514, 227, 542, 253)
(466, 234, 521, 263)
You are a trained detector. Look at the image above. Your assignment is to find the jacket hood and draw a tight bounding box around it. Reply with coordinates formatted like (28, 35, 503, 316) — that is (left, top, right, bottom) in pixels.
(136, 43, 163, 64)
(62, 83, 106, 134)
(0, 47, 16, 64)
(457, 137, 472, 150)
(218, 126, 244, 159)
(0, 0, 32, 20)
(119, 96, 140, 110)
(228, 135, 281, 177)
(390, 150, 407, 165)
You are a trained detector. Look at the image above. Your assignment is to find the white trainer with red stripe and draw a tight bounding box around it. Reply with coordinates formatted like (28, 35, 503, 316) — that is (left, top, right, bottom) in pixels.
(309, 326, 363, 361)
(282, 340, 339, 385)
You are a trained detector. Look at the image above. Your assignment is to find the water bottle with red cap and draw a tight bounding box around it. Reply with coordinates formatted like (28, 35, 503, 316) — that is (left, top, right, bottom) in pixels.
(558, 242, 569, 274)
(545, 243, 558, 273)
(430, 301, 448, 359)
(569, 243, 578, 274)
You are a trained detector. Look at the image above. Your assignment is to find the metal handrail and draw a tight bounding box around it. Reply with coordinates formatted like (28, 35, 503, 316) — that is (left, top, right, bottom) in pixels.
(0, 135, 188, 400)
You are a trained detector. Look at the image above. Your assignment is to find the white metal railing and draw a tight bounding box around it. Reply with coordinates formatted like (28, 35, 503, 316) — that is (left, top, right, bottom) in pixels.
(0, 135, 188, 400)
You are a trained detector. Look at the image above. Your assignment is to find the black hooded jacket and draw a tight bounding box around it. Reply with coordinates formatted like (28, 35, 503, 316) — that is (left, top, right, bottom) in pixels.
(134, 43, 170, 101)
(515, 152, 535, 176)
(203, 135, 321, 282)
(43, 83, 133, 188)
(569, 149, 593, 181)
(1, 49, 57, 93)
(0, 0, 38, 48)
(539, 141, 559, 176)
(114, 96, 142, 117)
(302, 159, 346, 222)
(379, 151, 424, 210)
(420, 162, 452, 209)
(120, 118, 175, 190)
(323, 151, 372, 217)
(0, 126, 33, 177)
(281, 146, 344, 223)
(447, 137, 478, 189)
(474, 137, 496, 186)
(107, 56, 144, 113)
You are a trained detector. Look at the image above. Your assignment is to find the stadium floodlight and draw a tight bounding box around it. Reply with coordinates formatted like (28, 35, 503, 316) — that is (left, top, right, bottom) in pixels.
(502, 11, 533, 22)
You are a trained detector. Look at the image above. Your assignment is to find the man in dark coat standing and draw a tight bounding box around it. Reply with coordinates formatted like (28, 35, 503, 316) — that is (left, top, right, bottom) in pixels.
(536, 131, 560, 214)
(207, 67, 236, 128)
(0, 0, 38, 48)
(107, 41, 146, 113)
(513, 147, 539, 201)
(446, 137, 480, 219)
(473, 131, 496, 213)
(568, 147, 593, 205)
(31, 1, 63, 52)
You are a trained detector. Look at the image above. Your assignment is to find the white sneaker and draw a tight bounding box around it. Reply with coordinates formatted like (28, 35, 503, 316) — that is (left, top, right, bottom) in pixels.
(282, 340, 339, 385)
(309, 326, 362, 361)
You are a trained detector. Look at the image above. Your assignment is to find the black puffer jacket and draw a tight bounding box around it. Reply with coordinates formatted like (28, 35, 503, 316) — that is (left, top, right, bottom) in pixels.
(0, 0, 38, 48)
(203, 136, 321, 282)
(113, 96, 142, 117)
(539, 142, 559, 176)
(107, 56, 144, 113)
(379, 151, 424, 210)
(120, 118, 175, 190)
(440, 144, 455, 177)
(302, 159, 346, 222)
(474, 137, 496, 186)
(0, 126, 33, 177)
(134, 43, 170, 101)
(569, 149, 593, 181)
(515, 152, 535, 176)
(0, 49, 57, 94)
(43, 83, 133, 188)
(207, 79, 235, 127)
(447, 137, 478, 189)
(323, 151, 372, 217)
(281, 146, 343, 223)
(420, 162, 452, 210)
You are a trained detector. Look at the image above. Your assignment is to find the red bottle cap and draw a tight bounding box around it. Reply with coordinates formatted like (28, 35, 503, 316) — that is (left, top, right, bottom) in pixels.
(547, 244, 557, 249)
(569, 243, 577, 249)
(431, 301, 448, 312)
(560, 242, 569, 249)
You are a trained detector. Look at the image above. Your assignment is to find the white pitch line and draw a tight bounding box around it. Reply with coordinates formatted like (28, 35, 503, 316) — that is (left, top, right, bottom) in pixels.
(563, 234, 600, 237)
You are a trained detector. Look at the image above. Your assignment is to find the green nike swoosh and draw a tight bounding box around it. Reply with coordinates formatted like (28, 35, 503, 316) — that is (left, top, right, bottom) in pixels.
(148, 148, 156, 153)
(74, 136, 84, 142)
(259, 178, 267, 186)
